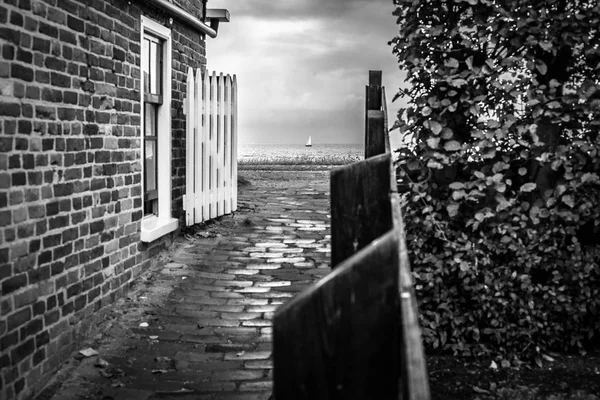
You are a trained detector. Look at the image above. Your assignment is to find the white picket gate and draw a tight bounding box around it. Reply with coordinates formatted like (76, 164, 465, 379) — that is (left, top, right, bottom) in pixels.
(184, 68, 238, 226)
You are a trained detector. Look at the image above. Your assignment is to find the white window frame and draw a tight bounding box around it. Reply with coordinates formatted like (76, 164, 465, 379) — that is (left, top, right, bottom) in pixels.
(140, 16, 178, 242)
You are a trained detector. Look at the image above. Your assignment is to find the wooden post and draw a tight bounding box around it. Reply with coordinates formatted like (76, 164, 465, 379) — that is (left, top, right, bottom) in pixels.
(273, 230, 401, 400)
(365, 70, 383, 158)
(366, 110, 385, 158)
(391, 195, 431, 400)
(202, 71, 210, 221)
(231, 75, 238, 211)
(209, 72, 218, 218)
(224, 75, 232, 214)
(184, 67, 195, 226)
(193, 68, 203, 224)
(330, 153, 393, 267)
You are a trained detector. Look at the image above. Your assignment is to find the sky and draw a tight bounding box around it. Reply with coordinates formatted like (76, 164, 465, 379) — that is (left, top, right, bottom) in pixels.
(206, 0, 408, 145)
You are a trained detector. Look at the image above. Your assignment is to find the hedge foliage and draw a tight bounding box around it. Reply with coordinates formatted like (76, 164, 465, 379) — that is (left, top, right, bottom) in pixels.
(390, 0, 600, 362)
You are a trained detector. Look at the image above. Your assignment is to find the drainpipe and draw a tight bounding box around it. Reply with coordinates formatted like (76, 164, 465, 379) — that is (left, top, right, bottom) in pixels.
(146, 0, 225, 38)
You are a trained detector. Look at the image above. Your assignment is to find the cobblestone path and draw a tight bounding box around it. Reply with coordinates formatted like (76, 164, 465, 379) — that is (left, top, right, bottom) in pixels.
(46, 168, 331, 400)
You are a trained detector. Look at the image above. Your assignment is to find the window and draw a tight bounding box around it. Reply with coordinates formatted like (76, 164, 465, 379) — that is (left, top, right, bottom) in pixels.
(140, 16, 178, 242)
(142, 34, 161, 215)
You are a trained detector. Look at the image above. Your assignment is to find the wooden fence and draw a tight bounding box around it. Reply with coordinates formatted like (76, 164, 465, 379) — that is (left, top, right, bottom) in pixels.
(273, 71, 430, 400)
(184, 68, 238, 226)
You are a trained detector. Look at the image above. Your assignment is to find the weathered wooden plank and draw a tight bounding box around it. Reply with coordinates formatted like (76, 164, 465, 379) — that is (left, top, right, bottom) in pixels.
(224, 75, 232, 214)
(184, 67, 195, 226)
(391, 194, 430, 400)
(365, 110, 385, 159)
(231, 75, 238, 211)
(369, 70, 382, 87)
(201, 71, 210, 221)
(364, 71, 383, 157)
(209, 71, 218, 218)
(217, 72, 225, 216)
(273, 229, 401, 400)
(330, 153, 393, 267)
(193, 68, 203, 224)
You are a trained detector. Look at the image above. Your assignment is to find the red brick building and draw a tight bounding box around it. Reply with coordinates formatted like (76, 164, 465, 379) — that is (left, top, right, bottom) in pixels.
(0, 0, 229, 398)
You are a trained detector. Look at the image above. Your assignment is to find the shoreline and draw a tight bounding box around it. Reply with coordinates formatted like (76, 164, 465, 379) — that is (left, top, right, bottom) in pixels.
(238, 164, 341, 172)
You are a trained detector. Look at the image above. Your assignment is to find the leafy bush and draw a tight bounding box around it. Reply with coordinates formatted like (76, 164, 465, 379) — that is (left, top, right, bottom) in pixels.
(390, 0, 600, 360)
(475, 386, 599, 400)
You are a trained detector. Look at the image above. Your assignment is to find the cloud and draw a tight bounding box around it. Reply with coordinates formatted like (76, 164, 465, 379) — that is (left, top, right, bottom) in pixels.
(227, 0, 376, 20)
(206, 0, 409, 144)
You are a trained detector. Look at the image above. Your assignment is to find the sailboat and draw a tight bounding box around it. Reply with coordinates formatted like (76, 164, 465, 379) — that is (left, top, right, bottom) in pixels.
(305, 136, 312, 147)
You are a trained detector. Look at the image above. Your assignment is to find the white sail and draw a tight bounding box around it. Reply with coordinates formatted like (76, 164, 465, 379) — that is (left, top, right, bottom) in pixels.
(305, 136, 312, 147)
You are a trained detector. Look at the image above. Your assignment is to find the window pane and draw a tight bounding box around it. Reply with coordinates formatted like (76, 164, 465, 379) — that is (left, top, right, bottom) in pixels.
(149, 40, 162, 95)
(145, 104, 157, 137)
(142, 38, 150, 93)
(145, 140, 157, 192)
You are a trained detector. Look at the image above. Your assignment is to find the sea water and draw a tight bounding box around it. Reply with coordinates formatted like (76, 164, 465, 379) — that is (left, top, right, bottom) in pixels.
(238, 143, 363, 164)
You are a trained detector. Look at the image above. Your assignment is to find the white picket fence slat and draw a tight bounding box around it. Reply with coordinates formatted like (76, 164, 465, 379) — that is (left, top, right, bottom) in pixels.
(184, 68, 238, 226)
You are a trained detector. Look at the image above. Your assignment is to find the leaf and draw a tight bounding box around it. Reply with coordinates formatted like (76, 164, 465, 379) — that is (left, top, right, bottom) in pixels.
(79, 348, 99, 358)
(473, 386, 490, 394)
(426, 137, 440, 149)
(427, 159, 443, 169)
(452, 190, 466, 200)
(445, 58, 459, 68)
(520, 183, 536, 192)
(407, 160, 420, 171)
(447, 204, 459, 217)
(536, 62, 548, 75)
(547, 101, 561, 109)
(441, 127, 454, 139)
(422, 106, 432, 116)
(429, 121, 443, 135)
(541, 354, 555, 362)
(535, 357, 543, 368)
(449, 182, 465, 190)
(444, 140, 461, 151)
(489, 360, 498, 369)
(562, 195, 574, 208)
(466, 56, 473, 70)
(518, 167, 527, 176)
(581, 172, 599, 183)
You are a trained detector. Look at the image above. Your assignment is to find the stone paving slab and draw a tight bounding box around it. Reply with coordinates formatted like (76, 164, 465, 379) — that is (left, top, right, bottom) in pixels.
(42, 168, 332, 399)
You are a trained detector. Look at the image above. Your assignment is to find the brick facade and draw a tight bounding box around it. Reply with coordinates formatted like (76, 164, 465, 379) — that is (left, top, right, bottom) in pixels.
(0, 0, 209, 398)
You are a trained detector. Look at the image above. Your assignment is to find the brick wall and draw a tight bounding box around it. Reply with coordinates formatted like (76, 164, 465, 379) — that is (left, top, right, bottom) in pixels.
(0, 0, 207, 398)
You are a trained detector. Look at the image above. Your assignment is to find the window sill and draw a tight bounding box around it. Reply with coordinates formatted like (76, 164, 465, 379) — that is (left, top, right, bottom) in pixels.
(141, 215, 178, 243)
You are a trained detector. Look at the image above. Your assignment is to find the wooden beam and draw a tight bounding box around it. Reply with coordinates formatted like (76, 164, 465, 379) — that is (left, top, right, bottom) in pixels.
(365, 110, 385, 159)
(391, 194, 431, 400)
(273, 230, 401, 400)
(365, 71, 383, 155)
(330, 153, 393, 267)
(369, 70, 382, 87)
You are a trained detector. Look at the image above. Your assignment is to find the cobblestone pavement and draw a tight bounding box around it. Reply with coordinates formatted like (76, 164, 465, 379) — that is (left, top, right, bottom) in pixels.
(45, 168, 331, 400)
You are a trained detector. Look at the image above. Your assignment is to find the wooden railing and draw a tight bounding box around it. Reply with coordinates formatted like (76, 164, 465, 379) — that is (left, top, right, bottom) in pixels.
(273, 71, 430, 400)
(184, 69, 238, 226)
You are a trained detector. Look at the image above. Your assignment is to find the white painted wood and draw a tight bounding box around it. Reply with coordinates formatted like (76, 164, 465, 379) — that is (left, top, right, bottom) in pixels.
(194, 68, 203, 224)
(202, 71, 210, 221)
(224, 75, 232, 214)
(210, 71, 218, 219)
(185, 66, 195, 226)
(232, 74, 238, 211)
(217, 72, 225, 216)
(184, 69, 238, 226)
